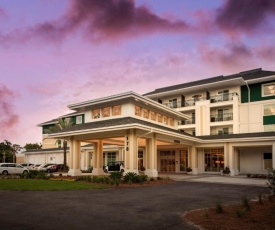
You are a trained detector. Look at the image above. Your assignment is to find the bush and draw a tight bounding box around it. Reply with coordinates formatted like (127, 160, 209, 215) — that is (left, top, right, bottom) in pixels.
(37, 171, 47, 180)
(235, 208, 246, 218)
(123, 172, 138, 184)
(150, 177, 154, 182)
(27, 170, 39, 179)
(241, 195, 251, 211)
(92, 176, 99, 183)
(267, 168, 275, 194)
(215, 201, 223, 213)
(109, 172, 122, 181)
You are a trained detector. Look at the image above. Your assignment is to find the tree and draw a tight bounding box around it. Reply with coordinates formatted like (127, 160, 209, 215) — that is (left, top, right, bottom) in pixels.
(0, 140, 22, 163)
(24, 143, 42, 151)
(44, 118, 74, 171)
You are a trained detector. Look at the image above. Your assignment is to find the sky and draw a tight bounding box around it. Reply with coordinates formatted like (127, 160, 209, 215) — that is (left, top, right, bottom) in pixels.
(1, 0, 275, 146)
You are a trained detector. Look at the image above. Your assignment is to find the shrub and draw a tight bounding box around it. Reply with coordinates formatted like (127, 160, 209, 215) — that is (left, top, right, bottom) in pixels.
(187, 167, 192, 172)
(215, 201, 223, 213)
(27, 170, 39, 179)
(202, 209, 209, 218)
(109, 172, 122, 181)
(150, 177, 154, 182)
(37, 171, 47, 180)
(123, 172, 138, 184)
(247, 173, 251, 178)
(92, 176, 99, 183)
(235, 208, 246, 218)
(222, 166, 230, 174)
(267, 168, 275, 194)
(241, 195, 251, 211)
(258, 193, 263, 204)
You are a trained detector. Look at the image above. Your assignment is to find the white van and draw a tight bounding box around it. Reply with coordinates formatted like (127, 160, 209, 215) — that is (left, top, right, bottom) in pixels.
(0, 163, 29, 175)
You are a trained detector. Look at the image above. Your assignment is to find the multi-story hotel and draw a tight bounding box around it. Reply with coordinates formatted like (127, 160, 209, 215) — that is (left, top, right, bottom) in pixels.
(24, 68, 275, 176)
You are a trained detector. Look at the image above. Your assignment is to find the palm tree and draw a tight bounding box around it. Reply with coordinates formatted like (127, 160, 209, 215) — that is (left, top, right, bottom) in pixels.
(45, 118, 74, 171)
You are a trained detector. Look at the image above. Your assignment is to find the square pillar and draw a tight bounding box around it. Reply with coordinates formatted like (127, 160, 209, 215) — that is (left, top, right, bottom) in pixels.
(228, 144, 236, 176)
(68, 139, 82, 176)
(190, 146, 198, 175)
(124, 129, 138, 173)
(92, 140, 104, 175)
(145, 133, 158, 177)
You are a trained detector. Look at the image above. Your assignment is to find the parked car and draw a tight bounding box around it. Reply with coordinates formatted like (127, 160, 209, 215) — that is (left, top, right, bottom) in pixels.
(20, 163, 34, 169)
(103, 161, 124, 173)
(37, 164, 54, 173)
(33, 164, 41, 170)
(0, 163, 29, 175)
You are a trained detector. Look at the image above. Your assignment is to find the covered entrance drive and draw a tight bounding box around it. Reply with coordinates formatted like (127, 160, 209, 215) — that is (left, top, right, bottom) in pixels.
(48, 117, 197, 177)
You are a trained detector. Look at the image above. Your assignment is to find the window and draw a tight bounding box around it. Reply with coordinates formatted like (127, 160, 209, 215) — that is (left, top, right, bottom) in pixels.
(168, 99, 177, 108)
(264, 104, 275, 116)
(107, 152, 116, 163)
(263, 153, 272, 170)
(218, 90, 229, 101)
(262, 83, 275, 97)
(76, 115, 82, 124)
(204, 149, 224, 172)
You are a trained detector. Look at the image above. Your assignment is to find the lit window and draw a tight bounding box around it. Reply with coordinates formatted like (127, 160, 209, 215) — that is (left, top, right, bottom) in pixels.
(262, 83, 275, 97)
(264, 104, 275, 116)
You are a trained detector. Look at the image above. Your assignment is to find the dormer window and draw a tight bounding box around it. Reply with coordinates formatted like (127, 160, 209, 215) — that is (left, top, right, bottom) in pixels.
(263, 83, 275, 97)
(76, 115, 82, 124)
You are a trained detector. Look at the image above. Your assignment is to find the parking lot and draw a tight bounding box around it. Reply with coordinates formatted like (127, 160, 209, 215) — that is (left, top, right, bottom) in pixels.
(0, 181, 268, 230)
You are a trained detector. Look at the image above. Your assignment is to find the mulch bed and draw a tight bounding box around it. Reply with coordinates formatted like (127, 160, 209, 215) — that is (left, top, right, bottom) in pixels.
(184, 195, 275, 230)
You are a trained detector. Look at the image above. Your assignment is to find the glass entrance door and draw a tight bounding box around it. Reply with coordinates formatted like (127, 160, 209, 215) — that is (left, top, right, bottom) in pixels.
(160, 150, 175, 172)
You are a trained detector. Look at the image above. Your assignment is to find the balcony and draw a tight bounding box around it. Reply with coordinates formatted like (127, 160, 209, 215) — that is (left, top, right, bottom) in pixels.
(164, 101, 182, 109)
(210, 92, 238, 103)
(178, 119, 195, 125)
(210, 113, 233, 122)
(210, 131, 233, 135)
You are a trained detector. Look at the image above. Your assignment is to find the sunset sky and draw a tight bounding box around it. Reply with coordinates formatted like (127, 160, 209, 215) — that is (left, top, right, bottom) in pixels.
(1, 0, 275, 146)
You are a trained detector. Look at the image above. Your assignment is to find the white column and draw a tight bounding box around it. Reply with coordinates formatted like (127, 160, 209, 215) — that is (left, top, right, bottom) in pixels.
(190, 146, 198, 175)
(228, 144, 236, 176)
(68, 139, 82, 176)
(124, 129, 138, 173)
(92, 140, 104, 175)
(145, 133, 158, 177)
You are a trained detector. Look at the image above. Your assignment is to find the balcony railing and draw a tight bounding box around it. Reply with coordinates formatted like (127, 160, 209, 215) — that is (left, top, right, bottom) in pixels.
(210, 132, 233, 135)
(162, 92, 238, 109)
(210, 113, 233, 122)
(210, 92, 238, 103)
(164, 101, 182, 109)
(178, 119, 195, 125)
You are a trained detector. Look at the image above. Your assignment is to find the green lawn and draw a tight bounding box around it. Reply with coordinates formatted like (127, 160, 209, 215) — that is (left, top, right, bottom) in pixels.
(0, 179, 107, 191)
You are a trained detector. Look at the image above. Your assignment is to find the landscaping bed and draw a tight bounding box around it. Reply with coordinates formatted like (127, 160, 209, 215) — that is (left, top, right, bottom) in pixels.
(184, 194, 275, 230)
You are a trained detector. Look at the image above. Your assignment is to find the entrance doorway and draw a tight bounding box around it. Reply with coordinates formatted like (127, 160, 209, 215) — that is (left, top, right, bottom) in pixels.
(160, 150, 175, 172)
(180, 149, 188, 172)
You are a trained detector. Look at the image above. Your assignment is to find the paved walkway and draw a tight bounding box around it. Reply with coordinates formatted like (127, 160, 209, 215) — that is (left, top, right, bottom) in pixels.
(159, 173, 267, 186)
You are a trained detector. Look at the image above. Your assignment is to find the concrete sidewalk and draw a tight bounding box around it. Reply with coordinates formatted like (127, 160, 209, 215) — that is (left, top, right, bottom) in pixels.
(159, 173, 268, 186)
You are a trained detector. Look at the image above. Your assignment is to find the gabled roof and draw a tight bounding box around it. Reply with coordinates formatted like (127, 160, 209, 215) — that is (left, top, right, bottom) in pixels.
(48, 116, 197, 141)
(144, 68, 275, 97)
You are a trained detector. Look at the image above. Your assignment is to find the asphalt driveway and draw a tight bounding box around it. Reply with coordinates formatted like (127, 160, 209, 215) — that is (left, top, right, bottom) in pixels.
(0, 181, 268, 230)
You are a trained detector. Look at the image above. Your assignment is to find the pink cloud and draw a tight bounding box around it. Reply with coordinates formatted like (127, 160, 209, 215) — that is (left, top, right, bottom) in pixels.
(199, 42, 254, 71)
(0, 0, 192, 45)
(257, 45, 275, 61)
(215, 0, 275, 34)
(0, 84, 19, 139)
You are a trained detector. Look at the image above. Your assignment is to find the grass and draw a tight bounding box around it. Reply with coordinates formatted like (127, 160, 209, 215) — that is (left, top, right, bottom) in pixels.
(0, 179, 107, 191)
